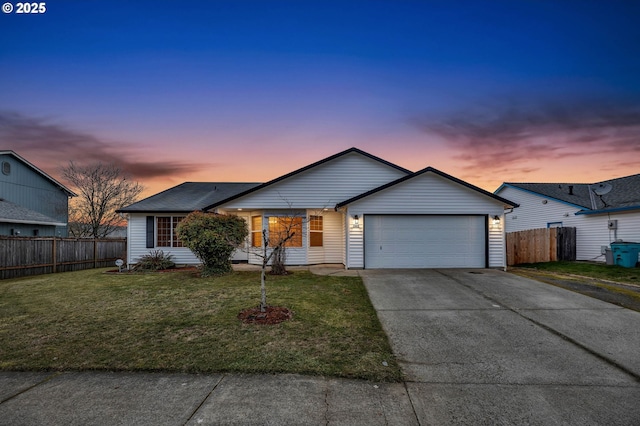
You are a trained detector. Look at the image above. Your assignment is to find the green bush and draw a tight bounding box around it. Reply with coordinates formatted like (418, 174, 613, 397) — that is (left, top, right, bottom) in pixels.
(133, 250, 175, 271)
(176, 212, 248, 276)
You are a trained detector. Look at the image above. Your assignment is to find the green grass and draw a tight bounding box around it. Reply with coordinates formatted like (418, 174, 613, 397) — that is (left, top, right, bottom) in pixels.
(0, 268, 402, 382)
(515, 261, 639, 284)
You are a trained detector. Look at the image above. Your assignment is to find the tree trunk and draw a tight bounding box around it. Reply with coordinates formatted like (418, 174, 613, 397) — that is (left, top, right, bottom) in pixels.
(260, 229, 268, 312)
(260, 266, 267, 312)
(270, 246, 288, 275)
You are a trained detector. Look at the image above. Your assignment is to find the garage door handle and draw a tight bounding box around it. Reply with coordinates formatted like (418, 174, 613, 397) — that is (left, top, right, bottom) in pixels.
(380, 245, 382, 250)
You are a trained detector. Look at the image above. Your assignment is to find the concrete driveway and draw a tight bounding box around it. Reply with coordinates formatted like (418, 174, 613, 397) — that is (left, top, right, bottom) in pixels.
(362, 269, 640, 425)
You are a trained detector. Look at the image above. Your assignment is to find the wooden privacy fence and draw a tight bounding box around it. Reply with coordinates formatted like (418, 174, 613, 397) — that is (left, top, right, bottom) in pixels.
(506, 227, 576, 266)
(0, 237, 127, 279)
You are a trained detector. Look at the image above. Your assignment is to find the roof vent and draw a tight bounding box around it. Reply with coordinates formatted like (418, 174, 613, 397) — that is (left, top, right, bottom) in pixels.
(593, 183, 612, 196)
(568, 185, 574, 195)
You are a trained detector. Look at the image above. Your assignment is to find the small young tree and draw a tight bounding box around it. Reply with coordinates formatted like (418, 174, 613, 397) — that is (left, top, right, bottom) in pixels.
(252, 215, 301, 311)
(176, 212, 248, 276)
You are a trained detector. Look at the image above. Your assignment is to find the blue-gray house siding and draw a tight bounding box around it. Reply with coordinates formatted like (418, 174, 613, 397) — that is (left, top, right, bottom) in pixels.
(0, 151, 75, 236)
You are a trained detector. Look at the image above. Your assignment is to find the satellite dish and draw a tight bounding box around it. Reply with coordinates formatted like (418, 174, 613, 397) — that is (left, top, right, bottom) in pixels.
(593, 183, 613, 196)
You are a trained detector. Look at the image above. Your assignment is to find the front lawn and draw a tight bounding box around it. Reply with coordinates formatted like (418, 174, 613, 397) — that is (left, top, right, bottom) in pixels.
(515, 261, 639, 284)
(0, 268, 402, 382)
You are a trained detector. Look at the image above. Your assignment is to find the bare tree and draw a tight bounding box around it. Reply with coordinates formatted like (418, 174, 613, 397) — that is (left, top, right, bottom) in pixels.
(62, 162, 144, 238)
(254, 218, 299, 311)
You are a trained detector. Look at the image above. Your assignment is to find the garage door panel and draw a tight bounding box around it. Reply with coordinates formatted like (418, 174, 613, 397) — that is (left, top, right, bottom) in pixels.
(364, 215, 485, 269)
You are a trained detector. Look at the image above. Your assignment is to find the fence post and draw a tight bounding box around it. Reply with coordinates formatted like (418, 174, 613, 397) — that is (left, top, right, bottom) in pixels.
(52, 237, 57, 273)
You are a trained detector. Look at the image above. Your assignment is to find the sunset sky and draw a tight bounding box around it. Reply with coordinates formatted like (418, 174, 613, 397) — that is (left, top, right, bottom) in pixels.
(1, 0, 639, 197)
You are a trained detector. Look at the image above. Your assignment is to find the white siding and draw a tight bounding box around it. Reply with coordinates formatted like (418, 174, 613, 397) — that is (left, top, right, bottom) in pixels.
(345, 173, 507, 268)
(220, 152, 408, 210)
(498, 187, 583, 233)
(498, 186, 640, 262)
(488, 222, 505, 267)
(127, 214, 201, 266)
(308, 211, 344, 264)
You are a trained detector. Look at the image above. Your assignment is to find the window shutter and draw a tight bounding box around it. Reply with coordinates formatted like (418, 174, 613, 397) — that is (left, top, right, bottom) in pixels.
(146, 216, 155, 248)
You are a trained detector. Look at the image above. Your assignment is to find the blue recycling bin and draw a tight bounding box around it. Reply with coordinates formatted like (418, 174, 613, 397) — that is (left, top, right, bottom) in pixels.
(610, 242, 640, 268)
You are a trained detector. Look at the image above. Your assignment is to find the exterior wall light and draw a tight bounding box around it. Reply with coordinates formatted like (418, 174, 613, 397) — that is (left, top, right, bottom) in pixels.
(353, 214, 360, 228)
(492, 215, 501, 226)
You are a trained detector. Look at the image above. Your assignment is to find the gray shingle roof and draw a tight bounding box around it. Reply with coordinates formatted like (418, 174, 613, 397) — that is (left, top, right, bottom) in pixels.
(0, 199, 66, 226)
(117, 182, 261, 213)
(503, 173, 640, 213)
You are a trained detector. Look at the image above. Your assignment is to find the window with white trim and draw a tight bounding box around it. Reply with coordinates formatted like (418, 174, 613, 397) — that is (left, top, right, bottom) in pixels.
(251, 216, 263, 247)
(309, 215, 323, 247)
(157, 216, 185, 247)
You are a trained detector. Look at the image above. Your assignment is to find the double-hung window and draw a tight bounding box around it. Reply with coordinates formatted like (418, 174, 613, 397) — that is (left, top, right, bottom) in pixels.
(251, 216, 263, 247)
(309, 215, 323, 247)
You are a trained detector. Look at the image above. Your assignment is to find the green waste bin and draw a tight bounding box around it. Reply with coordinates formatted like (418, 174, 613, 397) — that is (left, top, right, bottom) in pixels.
(610, 242, 640, 268)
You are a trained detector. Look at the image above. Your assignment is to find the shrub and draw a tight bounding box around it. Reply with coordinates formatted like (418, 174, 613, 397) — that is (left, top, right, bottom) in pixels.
(133, 250, 176, 271)
(176, 212, 248, 276)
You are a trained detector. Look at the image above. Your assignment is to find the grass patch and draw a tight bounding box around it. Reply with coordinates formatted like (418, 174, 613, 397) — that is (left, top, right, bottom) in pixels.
(515, 261, 639, 284)
(0, 268, 402, 382)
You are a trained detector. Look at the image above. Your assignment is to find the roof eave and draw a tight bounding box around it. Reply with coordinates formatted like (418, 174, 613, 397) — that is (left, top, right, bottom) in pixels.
(116, 209, 203, 214)
(575, 205, 640, 216)
(0, 218, 67, 226)
(337, 167, 519, 208)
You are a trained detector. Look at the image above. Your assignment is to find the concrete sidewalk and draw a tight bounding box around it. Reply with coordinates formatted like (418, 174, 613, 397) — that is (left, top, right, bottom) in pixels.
(0, 371, 416, 426)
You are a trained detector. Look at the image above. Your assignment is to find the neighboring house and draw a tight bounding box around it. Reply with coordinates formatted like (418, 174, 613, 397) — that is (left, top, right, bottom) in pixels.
(495, 173, 640, 262)
(0, 150, 76, 237)
(119, 148, 518, 269)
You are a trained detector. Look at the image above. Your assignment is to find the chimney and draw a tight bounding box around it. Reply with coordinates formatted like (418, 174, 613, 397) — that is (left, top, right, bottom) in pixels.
(568, 185, 574, 195)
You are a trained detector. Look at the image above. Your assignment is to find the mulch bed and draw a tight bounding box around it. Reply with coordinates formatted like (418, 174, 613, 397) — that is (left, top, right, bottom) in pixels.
(238, 306, 293, 325)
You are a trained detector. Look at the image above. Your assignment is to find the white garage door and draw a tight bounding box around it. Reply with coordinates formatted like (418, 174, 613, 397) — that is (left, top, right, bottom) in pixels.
(364, 215, 486, 268)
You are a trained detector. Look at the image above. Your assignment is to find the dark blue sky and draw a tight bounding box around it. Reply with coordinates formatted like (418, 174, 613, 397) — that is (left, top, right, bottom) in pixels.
(1, 0, 639, 193)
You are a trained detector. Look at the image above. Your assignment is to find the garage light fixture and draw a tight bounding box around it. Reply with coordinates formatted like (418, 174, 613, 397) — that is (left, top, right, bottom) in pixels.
(353, 214, 360, 228)
(492, 215, 501, 226)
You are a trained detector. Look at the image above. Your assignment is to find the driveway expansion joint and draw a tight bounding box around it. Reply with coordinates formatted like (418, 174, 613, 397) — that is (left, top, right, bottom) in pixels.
(182, 373, 225, 426)
(0, 371, 62, 405)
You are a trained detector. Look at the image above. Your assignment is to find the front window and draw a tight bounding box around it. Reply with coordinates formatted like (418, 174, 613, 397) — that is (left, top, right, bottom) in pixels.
(309, 215, 323, 247)
(268, 217, 302, 247)
(251, 216, 263, 247)
(157, 216, 184, 247)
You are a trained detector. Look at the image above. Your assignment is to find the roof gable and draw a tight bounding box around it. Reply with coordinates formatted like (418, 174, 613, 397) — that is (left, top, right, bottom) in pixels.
(337, 166, 519, 209)
(0, 150, 76, 197)
(207, 147, 411, 210)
